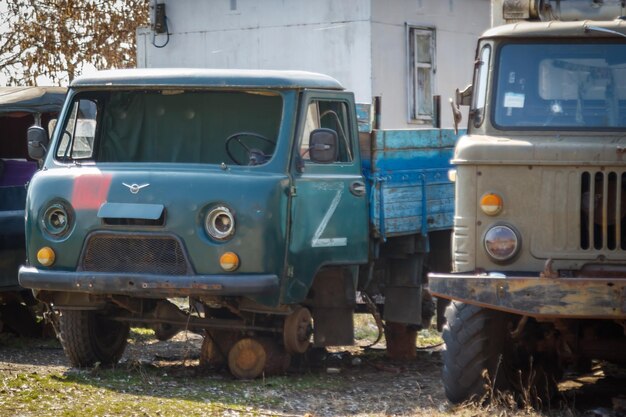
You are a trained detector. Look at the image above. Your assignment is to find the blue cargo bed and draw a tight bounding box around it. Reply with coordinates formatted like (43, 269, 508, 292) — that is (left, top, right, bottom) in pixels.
(362, 128, 460, 240)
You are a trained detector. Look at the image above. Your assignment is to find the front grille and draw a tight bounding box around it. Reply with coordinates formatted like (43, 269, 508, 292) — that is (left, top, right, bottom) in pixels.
(580, 171, 625, 250)
(80, 232, 190, 275)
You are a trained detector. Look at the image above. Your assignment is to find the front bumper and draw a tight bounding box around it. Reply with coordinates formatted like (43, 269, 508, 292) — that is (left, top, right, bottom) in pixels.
(19, 266, 279, 298)
(428, 272, 626, 319)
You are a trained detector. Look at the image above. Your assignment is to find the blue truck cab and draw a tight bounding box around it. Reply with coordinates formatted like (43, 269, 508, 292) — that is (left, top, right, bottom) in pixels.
(18, 69, 456, 376)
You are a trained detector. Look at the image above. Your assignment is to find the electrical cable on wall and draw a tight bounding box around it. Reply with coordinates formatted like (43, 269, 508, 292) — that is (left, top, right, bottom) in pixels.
(152, 2, 170, 48)
(152, 16, 170, 48)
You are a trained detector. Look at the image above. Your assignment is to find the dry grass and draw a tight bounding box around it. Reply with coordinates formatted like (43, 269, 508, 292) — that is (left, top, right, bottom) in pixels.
(0, 317, 617, 416)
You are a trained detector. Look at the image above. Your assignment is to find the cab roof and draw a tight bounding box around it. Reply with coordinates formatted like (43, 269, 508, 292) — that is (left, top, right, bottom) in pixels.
(482, 18, 626, 39)
(71, 68, 344, 90)
(0, 86, 66, 114)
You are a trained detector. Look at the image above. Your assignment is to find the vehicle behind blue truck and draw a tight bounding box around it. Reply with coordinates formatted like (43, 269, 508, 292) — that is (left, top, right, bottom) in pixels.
(19, 69, 456, 375)
(0, 86, 65, 336)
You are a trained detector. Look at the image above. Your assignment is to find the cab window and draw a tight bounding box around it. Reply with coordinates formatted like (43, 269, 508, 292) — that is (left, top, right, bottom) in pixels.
(57, 98, 97, 160)
(300, 100, 353, 163)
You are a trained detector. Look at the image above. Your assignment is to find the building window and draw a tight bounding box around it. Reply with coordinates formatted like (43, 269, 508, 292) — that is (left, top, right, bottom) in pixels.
(408, 26, 436, 122)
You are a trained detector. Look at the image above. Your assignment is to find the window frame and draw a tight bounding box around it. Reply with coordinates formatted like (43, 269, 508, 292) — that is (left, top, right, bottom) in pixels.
(407, 25, 436, 124)
(55, 96, 99, 162)
(491, 40, 626, 131)
(471, 43, 492, 128)
(297, 98, 354, 166)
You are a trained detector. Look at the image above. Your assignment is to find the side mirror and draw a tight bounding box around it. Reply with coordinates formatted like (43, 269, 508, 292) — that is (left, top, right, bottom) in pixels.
(27, 125, 49, 161)
(309, 128, 338, 164)
(450, 84, 473, 135)
(456, 84, 473, 107)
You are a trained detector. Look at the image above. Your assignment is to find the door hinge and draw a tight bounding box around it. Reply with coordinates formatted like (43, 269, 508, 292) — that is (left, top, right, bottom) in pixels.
(289, 186, 297, 197)
(286, 265, 294, 277)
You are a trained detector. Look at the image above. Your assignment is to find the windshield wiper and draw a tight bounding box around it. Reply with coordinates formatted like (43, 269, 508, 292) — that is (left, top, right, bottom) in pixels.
(584, 24, 626, 39)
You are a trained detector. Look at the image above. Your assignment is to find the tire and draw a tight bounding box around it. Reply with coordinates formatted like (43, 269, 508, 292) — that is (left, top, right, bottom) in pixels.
(0, 301, 42, 337)
(442, 302, 560, 406)
(442, 302, 512, 404)
(59, 309, 129, 367)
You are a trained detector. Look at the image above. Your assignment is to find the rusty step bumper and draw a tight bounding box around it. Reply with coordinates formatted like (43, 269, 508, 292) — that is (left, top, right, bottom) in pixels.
(428, 272, 626, 319)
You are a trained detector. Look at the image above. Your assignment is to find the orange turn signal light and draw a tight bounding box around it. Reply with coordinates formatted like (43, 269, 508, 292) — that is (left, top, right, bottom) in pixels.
(480, 193, 503, 216)
(220, 252, 240, 272)
(37, 247, 56, 267)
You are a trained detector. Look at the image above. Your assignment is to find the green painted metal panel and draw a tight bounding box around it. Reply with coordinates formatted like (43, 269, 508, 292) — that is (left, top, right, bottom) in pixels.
(97, 203, 164, 220)
(25, 166, 290, 307)
(284, 91, 369, 304)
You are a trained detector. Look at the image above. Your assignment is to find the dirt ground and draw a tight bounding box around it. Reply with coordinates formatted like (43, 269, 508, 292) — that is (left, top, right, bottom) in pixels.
(1, 330, 626, 417)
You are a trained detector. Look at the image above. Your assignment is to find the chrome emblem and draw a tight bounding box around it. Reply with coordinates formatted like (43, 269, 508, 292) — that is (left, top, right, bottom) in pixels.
(122, 182, 150, 194)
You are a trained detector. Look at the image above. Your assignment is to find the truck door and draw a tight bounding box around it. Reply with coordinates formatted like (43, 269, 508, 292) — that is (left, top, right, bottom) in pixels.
(284, 92, 369, 304)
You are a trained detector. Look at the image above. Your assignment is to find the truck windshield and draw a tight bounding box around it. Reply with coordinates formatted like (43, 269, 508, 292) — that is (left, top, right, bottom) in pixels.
(55, 90, 282, 165)
(494, 42, 626, 129)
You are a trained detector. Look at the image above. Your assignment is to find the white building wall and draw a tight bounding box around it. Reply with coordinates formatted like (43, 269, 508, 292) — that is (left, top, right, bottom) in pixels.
(137, 0, 490, 129)
(137, 0, 373, 103)
(371, 0, 490, 129)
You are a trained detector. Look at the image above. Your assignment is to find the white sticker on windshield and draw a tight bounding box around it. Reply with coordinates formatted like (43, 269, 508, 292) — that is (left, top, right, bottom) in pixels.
(504, 92, 525, 108)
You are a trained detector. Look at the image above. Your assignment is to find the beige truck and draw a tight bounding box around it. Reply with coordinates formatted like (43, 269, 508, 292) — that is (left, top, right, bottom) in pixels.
(429, 0, 626, 405)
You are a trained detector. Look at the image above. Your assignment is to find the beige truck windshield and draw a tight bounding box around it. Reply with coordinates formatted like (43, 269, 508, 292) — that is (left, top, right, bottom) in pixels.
(494, 42, 626, 129)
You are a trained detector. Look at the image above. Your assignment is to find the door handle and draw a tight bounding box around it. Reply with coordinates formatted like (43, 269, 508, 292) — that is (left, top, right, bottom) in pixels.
(350, 181, 366, 197)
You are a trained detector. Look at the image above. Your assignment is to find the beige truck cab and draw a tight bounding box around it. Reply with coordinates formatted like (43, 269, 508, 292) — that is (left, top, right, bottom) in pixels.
(429, 0, 626, 404)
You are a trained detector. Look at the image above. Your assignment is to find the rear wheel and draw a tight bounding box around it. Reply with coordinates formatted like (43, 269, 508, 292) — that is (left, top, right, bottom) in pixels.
(59, 309, 129, 367)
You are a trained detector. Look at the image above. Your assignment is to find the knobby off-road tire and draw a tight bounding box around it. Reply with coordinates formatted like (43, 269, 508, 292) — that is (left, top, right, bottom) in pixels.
(59, 309, 129, 367)
(442, 302, 512, 404)
(442, 302, 561, 406)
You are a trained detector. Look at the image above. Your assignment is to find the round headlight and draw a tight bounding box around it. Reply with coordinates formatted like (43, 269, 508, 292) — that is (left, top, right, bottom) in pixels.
(42, 203, 71, 237)
(484, 225, 520, 262)
(205, 206, 235, 240)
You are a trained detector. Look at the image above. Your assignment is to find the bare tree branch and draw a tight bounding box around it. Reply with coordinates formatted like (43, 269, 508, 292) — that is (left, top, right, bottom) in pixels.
(0, 0, 149, 86)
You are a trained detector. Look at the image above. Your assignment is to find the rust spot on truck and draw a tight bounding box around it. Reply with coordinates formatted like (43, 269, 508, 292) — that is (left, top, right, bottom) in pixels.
(429, 273, 626, 319)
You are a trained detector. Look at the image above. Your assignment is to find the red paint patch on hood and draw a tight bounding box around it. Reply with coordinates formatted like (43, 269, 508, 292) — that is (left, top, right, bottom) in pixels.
(71, 173, 112, 210)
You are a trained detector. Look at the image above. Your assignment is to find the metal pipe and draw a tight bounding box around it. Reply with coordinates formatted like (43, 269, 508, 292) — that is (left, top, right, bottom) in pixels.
(540, 0, 626, 21)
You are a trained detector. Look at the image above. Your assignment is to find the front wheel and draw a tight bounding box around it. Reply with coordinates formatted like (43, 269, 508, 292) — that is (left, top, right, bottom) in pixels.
(442, 302, 560, 406)
(59, 309, 129, 367)
(442, 302, 511, 403)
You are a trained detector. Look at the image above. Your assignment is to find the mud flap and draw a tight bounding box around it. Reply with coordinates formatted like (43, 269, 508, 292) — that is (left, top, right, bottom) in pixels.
(383, 286, 422, 325)
(310, 267, 355, 347)
(384, 251, 425, 325)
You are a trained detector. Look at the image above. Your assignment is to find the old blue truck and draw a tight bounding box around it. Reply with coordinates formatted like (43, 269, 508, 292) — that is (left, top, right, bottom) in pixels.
(0, 86, 65, 336)
(19, 68, 455, 377)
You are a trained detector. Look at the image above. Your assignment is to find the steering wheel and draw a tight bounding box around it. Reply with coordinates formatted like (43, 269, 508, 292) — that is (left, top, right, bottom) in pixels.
(225, 132, 275, 165)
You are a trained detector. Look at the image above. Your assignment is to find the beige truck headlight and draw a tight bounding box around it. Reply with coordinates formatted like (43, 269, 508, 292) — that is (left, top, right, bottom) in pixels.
(484, 224, 520, 262)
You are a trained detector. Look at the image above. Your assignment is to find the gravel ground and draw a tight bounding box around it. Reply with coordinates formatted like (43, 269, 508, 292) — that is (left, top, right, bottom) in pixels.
(1, 330, 625, 417)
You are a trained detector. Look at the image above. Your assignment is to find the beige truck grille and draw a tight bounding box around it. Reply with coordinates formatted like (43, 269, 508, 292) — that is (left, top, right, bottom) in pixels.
(580, 170, 626, 251)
